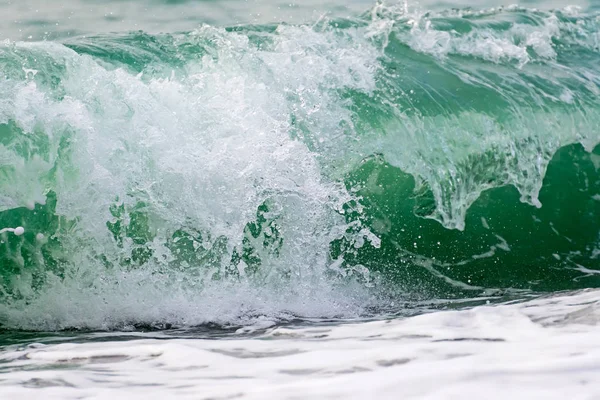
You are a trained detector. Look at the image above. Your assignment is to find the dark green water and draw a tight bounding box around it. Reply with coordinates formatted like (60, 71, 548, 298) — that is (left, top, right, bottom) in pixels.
(0, 1, 599, 331)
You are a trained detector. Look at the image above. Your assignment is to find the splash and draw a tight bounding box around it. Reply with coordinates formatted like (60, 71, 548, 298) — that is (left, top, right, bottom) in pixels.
(1, 3, 600, 330)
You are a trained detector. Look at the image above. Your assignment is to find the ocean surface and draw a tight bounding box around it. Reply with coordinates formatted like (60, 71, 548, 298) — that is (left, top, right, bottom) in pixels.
(1, 0, 600, 398)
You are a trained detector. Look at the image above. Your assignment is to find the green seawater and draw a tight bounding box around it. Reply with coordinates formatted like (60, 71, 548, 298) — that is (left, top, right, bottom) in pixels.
(0, 0, 600, 332)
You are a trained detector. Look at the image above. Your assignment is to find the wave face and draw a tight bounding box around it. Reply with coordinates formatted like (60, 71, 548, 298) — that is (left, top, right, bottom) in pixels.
(1, 4, 600, 330)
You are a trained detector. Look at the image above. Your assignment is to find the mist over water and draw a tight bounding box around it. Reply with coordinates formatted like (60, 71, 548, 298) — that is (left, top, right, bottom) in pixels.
(0, 0, 594, 40)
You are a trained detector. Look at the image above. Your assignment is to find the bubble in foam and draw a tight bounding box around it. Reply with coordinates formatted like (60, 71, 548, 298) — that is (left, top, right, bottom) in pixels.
(0, 226, 25, 236)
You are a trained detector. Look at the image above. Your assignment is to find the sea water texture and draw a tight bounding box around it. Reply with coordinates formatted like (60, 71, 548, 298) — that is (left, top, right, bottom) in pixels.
(1, 0, 600, 397)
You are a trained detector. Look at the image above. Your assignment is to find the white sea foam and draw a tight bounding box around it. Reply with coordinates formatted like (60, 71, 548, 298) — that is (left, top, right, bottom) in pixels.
(0, 26, 381, 330)
(0, 290, 599, 399)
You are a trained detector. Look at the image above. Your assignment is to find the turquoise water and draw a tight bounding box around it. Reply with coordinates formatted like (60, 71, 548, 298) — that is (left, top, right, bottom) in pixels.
(0, 0, 599, 334)
(1, 2, 600, 399)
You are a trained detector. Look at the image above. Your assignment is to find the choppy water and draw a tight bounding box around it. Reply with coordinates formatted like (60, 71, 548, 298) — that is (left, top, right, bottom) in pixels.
(1, 0, 600, 397)
(1, 290, 599, 399)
